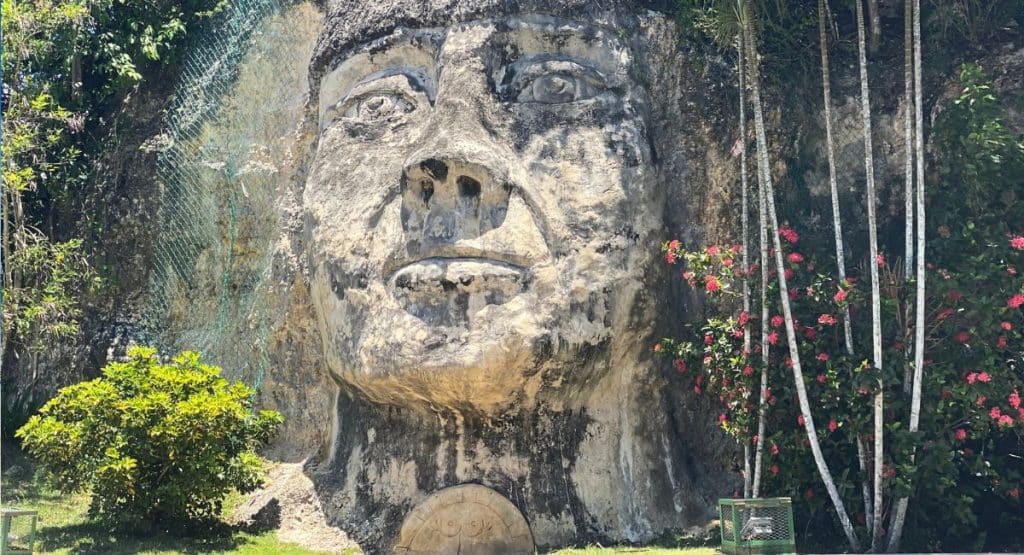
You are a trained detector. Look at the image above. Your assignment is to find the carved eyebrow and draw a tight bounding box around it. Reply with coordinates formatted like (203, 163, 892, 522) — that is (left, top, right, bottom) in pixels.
(318, 34, 439, 122)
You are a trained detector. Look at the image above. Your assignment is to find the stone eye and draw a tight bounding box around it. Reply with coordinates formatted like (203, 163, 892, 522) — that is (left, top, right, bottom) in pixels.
(342, 92, 414, 122)
(530, 75, 577, 103)
(510, 61, 604, 104)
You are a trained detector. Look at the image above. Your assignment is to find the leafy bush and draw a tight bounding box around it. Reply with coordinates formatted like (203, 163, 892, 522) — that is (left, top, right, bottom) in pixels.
(16, 346, 283, 523)
(657, 64, 1024, 551)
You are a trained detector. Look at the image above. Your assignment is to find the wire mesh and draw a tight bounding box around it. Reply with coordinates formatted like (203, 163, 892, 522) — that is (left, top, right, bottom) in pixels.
(143, 0, 320, 390)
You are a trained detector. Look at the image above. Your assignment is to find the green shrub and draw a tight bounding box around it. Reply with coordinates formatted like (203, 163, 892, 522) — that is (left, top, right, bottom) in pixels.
(16, 346, 283, 524)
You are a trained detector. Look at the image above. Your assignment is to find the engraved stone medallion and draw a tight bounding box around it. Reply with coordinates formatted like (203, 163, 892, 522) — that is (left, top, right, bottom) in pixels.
(393, 484, 534, 554)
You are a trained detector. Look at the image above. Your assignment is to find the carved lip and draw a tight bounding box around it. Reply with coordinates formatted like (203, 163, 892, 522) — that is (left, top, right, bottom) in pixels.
(388, 257, 527, 291)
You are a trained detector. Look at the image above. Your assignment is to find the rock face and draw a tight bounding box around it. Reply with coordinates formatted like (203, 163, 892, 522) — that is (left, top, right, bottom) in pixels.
(252, 1, 736, 553)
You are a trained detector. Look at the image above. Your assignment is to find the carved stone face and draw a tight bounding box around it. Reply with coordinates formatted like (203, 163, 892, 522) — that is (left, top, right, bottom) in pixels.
(305, 15, 658, 409)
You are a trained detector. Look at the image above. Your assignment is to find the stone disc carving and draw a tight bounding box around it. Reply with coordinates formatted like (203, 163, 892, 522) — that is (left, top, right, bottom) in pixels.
(393, 484, 534, 554)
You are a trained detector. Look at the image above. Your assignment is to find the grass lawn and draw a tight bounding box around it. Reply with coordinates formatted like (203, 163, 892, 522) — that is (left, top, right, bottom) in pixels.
(550, 548, 717, 554)
(3, 443, 718, 555)
(0, 443, 339, 554)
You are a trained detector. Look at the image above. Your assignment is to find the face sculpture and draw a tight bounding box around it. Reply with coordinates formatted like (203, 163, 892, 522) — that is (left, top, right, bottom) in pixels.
(306, 15, 660, 410)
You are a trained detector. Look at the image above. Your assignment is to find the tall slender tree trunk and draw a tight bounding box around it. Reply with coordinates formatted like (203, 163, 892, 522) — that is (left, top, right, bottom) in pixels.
(887, 0, 927, 548)
(819, 0, 873, 531)
(901, 0, 916, 399)
(738, 31, 755, 500)
(741, 4, 859, 548)
(856, 0, 886, 548)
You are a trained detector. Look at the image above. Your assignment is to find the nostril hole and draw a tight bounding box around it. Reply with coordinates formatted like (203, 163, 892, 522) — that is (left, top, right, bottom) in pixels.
(420, 179, 434, 204)
(457, 176, 481, 198)
(420, 159, 448, 182)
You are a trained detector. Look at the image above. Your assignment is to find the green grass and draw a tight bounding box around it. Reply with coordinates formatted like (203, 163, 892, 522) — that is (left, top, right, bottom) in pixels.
(1, 443, 339, 554)
(550, 548, 716, 554)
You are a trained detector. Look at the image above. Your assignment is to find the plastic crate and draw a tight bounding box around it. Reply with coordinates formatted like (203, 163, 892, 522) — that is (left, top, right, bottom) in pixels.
(719, 497, 795, 554)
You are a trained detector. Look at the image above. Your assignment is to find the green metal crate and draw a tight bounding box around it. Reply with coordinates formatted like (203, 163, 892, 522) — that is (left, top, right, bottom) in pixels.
(719, 497, 795, 555)
(1, 508, 38, 555)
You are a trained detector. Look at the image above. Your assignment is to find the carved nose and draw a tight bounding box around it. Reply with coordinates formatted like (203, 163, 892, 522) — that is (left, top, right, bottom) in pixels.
(400, 158, 511, 248)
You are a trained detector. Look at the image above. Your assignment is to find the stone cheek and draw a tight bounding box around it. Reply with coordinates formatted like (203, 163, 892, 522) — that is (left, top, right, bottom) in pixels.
(394, 484, 534, 554)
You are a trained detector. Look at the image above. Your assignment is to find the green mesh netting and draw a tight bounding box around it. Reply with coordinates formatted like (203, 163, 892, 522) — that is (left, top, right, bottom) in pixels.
(145, 0, 320, 390)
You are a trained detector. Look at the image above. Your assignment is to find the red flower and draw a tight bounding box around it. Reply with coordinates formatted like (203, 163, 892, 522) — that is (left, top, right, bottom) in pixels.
(1009, 265, 1019, 276)
(654, 343, 663, 353)
(805, 488, 815, 499)
(787, 252, 804, 264)
(771, 315, 784, 328)
(682, 270, 695, 282)
(997, 336, 1008, 349)
(705, 276, 721, 293)
(817, 373, 827, 384)
(673, 359, 687, 373)
(785, 357, 793, 368)
(693, 385, 701, 394)
(977, 395, 987, 407)
(937, 307, 955, 321)
(1010, 235, 1024, 250)
(771, 443, 779, 455)
(738, 311, 750, 326)
(797, 414, 805, 426)
(828, 419, 838, 433)
(1009, 294, 1024, 309)
(788, 288, 799, 300)
(731, 244, 742, 255)
(876, 254, 886, 267)
(707, 245, 720, 256)
(948, 290, 962, 302)
(816, 352, 829, 362)
(955, 330, 970, 343)
(1010, 489, 1021, 500)
(784, 268, 795, 280)
(804, 327, 818, 340)
(818, 313, 838, 326)
(771, 464, 780, 475)
(705, 334, 714, 345)
(767, 331, 779, 345)
(834, 289, 848, 303)
(1001, 321, 1013, 331)
(990, 406, 1002, 420)
(743, 365, 754, 377)
(955, 428, 967, 441)
(883, 465, 896, 478)
(978, 372, 991, 383)
(722, 258, 733, 267)
(718, 413, 728, 423)
(966, 372, 978, 384)
(998, 414, 1014, 427)
(779, 227, 799, 244)
(1010, 390, 1021, 410)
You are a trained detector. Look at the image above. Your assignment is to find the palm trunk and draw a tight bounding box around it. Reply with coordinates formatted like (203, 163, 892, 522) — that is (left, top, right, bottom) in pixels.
(738, 32, 755, 500)
(887, 0, 926, 548)
(742, 4, 860, 548)
(820, 0, 873, 530)
(856, 0, 886, 548)
(901, 0, 916, 398)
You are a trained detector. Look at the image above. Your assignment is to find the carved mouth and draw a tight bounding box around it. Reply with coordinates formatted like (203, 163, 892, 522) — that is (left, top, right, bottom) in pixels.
(389, 257, 529, 327)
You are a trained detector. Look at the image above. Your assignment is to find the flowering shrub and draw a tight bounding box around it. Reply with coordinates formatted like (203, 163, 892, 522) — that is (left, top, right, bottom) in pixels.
(656, 65, 1023, 551)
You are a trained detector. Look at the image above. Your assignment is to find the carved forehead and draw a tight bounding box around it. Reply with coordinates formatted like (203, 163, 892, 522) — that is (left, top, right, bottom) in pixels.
(310, 0, 669, 88)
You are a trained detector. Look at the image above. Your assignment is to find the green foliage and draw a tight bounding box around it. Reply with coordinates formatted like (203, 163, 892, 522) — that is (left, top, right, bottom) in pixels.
(2, 236, 98, 355)
(658, 66, 1024, 551)
(15, 347, 283, 524)
(1, 0, 225, 371)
